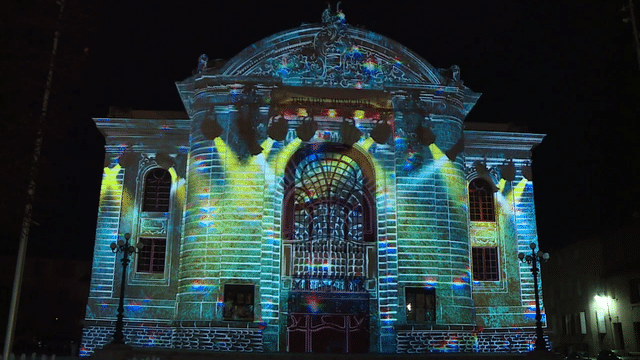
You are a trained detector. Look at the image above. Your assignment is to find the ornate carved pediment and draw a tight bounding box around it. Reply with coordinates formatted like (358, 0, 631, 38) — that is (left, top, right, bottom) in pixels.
(217, 7, 444, 89)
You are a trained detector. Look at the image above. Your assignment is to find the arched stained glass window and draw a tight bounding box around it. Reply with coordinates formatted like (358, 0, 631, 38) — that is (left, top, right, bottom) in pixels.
(142, 168, 171, 212)
(468, 178, 495, 222)
(283, 151, 375, 281)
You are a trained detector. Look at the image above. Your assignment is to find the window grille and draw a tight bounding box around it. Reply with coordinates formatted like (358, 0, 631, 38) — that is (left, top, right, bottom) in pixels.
(472, 247, 499, 281)
(283, 151, 375, 290)
(136, 238, 166, 273)
(405, 287, 436, 323)
(142, 168, 171, 212)
(223, 284, 254, 321)
(468, 178, 495, 221)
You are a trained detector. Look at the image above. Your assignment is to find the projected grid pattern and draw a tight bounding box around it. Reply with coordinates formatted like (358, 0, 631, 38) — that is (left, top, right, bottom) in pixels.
(82, 14, 549, 355)
(88, 163, 125, 298)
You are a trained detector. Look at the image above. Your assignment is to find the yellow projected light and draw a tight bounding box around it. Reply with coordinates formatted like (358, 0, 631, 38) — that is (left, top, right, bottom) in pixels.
(261, 138, 275, 160)
(102, 164, 121, 189)
(510, 178, 528, 204)
(496, 178, 507, 193)
(429, 143, 446, 161)
(428, 143, 466, 206)
(275, 138, 302, 177)
(214, 137, 262, 188)
(498, 178, 528, 213)
(360, 137, 375, 151)
(169, 167, 186, 204)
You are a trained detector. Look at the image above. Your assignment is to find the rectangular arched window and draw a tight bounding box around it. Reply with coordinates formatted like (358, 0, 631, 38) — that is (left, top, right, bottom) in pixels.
(136, 237, 166, 273)
(469, 178, 495, 222)
(405, 287, 436, 323)
(472, 247, 499, 281)
(142, 168, 171, 212)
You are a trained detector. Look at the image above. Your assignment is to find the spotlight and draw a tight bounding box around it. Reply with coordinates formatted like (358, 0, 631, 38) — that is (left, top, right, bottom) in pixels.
(235, 104, 264, 156)
(155, 153, 175, 169)
(522, 165, 533, 181)
(445, 135, 464, 161)
(474, 160, 489, 176)
(201, 111, 222, 140)
(500, 160, 516, 182)
(247, 141, 264, 156)
(341, 118, 362, 146)
(296, 116, 317, 142)
(370, 120, 392, 144)
(267, 115, 288, 141)
(117, 151, 136, 168)
(416, 123, 436, 146)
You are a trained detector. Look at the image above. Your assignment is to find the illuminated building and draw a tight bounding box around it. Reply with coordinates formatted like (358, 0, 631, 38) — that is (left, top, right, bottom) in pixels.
(82, 7, 546, 356)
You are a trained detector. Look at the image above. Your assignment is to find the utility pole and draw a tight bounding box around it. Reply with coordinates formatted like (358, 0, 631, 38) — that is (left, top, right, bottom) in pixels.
(623, 0, 640, 70)
(2, 1, 65, 359)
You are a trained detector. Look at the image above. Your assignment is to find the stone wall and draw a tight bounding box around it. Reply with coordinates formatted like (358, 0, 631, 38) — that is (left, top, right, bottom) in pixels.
(396, 330, 477, 353)
(396, 329, 550, 353)
(80, 325, 262, 357)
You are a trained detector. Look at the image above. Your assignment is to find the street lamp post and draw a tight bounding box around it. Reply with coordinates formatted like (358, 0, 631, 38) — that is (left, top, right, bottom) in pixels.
(109, 233, 144, 344)
(518, 242, 550, 352)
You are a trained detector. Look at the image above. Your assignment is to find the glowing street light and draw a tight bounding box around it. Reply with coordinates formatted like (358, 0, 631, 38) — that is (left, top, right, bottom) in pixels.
(518, 242, 550, 352)
(594, 294, 612, 312)
(109, 233, 144, 344)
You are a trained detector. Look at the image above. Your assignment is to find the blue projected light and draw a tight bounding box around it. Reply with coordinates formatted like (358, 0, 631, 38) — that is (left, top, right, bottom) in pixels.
(83, 7, 546, 356)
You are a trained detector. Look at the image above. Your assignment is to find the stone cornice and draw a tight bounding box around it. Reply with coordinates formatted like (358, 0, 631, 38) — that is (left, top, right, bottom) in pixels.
(94, 117, 191, 152)
(464, 130, 545, 161)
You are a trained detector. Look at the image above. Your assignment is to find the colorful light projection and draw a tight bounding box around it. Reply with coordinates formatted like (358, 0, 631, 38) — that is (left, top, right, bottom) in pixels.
(88, 106, 542, 355)
(81, 6, 552, 354)
(392, 115, 474, 326)
(467, 158, 543, 328)
(88, 160, 127, 302)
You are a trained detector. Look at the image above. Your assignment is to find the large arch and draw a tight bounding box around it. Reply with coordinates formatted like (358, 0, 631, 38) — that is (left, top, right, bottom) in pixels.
(279, 143, 377, 353)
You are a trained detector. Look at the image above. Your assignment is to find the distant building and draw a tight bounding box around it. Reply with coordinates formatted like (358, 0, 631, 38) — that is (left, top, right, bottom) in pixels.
(542, 223, 640, 357)
(81, 7, 546, 356)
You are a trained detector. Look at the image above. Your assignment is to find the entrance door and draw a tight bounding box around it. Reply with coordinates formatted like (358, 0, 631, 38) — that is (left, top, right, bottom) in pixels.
(287, 312, 369, 353)
(282, 148, 376, 354)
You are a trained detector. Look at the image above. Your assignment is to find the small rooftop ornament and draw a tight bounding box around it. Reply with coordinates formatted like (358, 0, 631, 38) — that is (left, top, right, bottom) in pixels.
(322, 2, 345, 25)
(197, 54, 208, 73)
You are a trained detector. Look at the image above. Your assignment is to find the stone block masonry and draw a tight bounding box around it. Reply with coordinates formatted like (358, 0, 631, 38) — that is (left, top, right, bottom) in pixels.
(396, 328, 550, 353)
(81, 325, 263, 357)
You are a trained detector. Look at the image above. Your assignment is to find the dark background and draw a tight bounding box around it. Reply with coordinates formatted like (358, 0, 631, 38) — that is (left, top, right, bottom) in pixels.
(1, 0, 639, 353)
(1, 0, 639, 275)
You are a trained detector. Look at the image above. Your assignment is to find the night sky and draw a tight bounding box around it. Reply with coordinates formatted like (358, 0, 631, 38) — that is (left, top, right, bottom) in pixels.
(2, 0, 639, 262)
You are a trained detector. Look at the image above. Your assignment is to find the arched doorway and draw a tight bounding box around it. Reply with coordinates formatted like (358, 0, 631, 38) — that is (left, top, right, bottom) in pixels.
(282, 144, 376, 353)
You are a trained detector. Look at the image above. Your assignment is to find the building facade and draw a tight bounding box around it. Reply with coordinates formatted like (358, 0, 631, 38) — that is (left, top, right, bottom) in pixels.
(82, 8, 546, 356)
(542, 224, 640, 357)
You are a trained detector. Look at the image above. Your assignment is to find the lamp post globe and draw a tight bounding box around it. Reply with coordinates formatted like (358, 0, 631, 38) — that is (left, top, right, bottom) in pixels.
(109, 233, 142, 345)
(518, 242, 549, 352)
